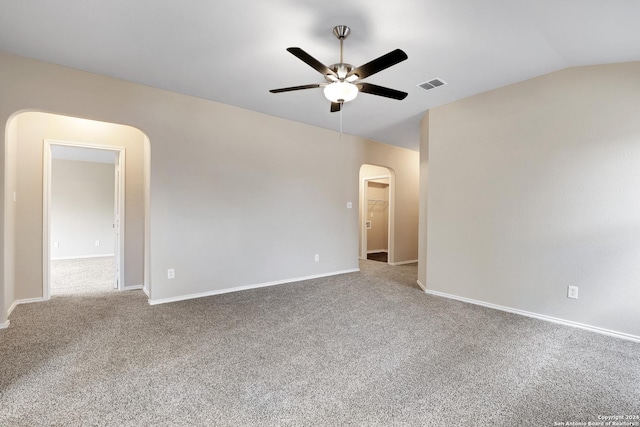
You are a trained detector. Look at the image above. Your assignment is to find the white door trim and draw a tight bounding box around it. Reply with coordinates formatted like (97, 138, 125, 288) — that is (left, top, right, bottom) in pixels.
(43, 139, 126, 299)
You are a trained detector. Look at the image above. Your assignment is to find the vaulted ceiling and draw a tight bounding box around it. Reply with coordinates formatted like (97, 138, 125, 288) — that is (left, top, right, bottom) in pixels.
(1, 0, 639, 150)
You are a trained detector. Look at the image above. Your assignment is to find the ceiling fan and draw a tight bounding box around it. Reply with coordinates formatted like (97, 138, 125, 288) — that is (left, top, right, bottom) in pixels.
(269, 25, 408, 113)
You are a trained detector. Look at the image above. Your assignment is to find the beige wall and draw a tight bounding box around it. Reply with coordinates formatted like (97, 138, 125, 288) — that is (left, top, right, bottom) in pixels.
(51, 159, 116, 259)
(3, 116, 17, 318)
(360, 164, 392, 178)
(0, 52, 419, 320)
(422, 62, 640, 338)
(12, 112, 146, 300)
(417, 112, 429, 288)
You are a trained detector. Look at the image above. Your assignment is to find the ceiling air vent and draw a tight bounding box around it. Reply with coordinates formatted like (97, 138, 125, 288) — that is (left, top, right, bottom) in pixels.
(418, 78, 447, 91)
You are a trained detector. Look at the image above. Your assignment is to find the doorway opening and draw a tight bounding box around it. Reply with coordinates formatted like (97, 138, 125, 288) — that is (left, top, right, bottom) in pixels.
(359, 164, 394, 264)
(3, 111, 150, 319)
(44, 142, 124, 297)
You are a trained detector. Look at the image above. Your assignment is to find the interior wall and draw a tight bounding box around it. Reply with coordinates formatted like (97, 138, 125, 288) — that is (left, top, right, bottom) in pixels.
(417, 112, 429, 288)
(13, 112, 145, 300)
(366, 182, 389, 252)
(423, 61, 640, 338)
(2, 116, 17, 320)
(0, 52, 419, 314)
(51, 159, 116, 259)
(360, 165, 392, 178)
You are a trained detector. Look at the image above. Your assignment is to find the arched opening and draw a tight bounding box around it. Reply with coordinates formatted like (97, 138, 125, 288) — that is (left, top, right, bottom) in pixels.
(3, 111, 151, 322)
(359, 164, 395, 264)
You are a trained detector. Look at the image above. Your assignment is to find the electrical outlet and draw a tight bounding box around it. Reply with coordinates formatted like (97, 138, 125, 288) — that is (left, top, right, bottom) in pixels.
(167, 268, 175, 279)
(567, 285, 578, 299)
(53, 242, 59, 248)
(95, 240, 100, 246)
(346, 202, 352, 209)
(314, 254, 320, 262)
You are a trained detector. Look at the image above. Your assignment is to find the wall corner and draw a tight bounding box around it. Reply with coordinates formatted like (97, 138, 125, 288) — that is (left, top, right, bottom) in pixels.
(418, 110, 429, 287)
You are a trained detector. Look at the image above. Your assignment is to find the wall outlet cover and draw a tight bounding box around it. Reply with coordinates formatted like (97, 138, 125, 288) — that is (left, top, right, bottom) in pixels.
(567, 285, 578, 299)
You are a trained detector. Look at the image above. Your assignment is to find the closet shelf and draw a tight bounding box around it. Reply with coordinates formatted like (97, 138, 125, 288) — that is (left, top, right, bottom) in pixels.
(367, 199, 388, 209)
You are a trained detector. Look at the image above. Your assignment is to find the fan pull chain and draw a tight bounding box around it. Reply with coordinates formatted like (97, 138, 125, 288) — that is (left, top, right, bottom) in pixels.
(340, 105, 343, 138)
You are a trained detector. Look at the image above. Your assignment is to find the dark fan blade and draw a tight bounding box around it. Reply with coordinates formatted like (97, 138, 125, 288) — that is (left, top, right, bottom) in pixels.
(347, 49, 408, 80)
(358, 83, 408, 100)
(330, 102, 342, 113)
(287, 47, 337, 77)
(269, 84, 322, 93)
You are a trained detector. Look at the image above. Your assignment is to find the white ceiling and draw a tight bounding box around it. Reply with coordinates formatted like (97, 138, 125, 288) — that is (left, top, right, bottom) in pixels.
(1, 1, 639, 151)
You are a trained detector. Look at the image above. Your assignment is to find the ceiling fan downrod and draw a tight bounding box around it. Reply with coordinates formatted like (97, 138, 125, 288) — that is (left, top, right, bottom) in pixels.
(333, 25, 351, 64)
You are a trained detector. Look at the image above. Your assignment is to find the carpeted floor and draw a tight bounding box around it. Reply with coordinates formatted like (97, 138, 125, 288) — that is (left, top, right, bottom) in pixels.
(366, 252, 388, 263)
(51, 256, 117, 295)
(1, 259, 639, 426)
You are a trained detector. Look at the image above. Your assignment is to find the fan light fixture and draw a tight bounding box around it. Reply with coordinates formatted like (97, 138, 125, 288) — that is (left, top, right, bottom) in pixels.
(324, 81, 358, 103)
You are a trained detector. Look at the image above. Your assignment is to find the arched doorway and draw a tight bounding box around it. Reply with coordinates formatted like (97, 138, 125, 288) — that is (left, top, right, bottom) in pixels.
(3, 111, 150, 319)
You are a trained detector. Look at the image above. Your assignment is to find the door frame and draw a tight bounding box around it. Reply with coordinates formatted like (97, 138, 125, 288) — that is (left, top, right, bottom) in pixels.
(361, 174, 393, 263)
(42, 139, 126, 299)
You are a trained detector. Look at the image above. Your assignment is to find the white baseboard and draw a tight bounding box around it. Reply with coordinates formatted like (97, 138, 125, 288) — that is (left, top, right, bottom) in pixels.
(148, 268, 360, 306)
(389, 259, 418, 266)
(8, 300, 19, 316)
(8, 297, 45, 316)
(6, 297, 46, 325)
(367, 250, 388, 254)
(424, 288, 640, 343)
(142, 286, 150, 298)
(51, 254, 115, 261)
(416, 279, 426, 291)
(123, 285, 143, 291)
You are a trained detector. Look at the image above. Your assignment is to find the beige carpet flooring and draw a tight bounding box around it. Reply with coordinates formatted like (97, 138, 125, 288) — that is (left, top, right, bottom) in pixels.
(1, 259, 639, 426)
(51, 256, 117, 295)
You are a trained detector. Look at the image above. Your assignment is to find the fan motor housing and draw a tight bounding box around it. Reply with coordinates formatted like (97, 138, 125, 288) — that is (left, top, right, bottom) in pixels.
(327, 63, 355, 81)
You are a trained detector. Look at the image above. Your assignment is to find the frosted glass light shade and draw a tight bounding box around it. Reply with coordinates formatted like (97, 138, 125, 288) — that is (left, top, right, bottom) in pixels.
(324, 82, 358, 103)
